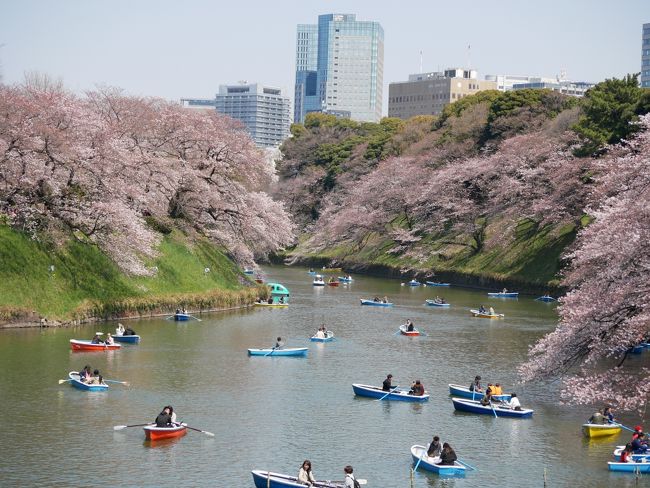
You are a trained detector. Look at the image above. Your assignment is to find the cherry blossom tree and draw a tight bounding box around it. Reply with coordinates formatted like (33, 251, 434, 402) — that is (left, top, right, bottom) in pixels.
(520, 115, 650, 410)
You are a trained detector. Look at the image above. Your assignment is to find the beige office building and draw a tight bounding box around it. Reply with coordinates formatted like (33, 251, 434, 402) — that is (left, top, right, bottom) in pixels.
(388, 68, 496, 119)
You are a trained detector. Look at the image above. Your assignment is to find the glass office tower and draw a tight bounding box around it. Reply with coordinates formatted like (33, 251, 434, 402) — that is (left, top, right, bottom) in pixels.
(643, 23, 650, 88)
(294, 14, 384, 123)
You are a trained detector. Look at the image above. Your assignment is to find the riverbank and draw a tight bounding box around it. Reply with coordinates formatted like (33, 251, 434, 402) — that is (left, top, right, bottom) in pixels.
(0, 225, 266, 328)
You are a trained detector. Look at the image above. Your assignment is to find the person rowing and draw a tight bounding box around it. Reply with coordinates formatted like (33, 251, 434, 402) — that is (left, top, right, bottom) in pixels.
(480, 384, 494, 406)
(406, 319, 415, 332)
(632, 433, 649, 453)
(315, 327, 326, 339)
(382, 374, 393, 391)
(155, 405, 178, 427)
(91, 333, 104, 344)
(469, 375, 483, 393)
(435, 442, 458, 466)
(274, 337, 284, 350)
(79, 365, 92, 383)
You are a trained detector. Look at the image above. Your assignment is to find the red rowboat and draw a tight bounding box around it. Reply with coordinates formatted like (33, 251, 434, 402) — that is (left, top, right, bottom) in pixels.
(327, 280, 340, 287)
(70, 339, 121, 351)
(143, 424, 187, 441)
(399, 325, 420, 336)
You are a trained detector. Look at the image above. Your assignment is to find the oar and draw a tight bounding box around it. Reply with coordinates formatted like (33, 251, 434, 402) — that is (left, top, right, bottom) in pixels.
(326, 480, 367, 486)
(104, 379, 129, 386)
(58, 378, 72, 384)
(189, 315, 202, 322)
(113, 423, 151, 430)
(413, 448, 425, 472)
(377, 386, 399, 401)
(183, 424, 215, 437)
(611, 421, 636, 433)
(457, 459, 477, 471)
(264, 348, 276, 357)
(488, 400, 498, 418)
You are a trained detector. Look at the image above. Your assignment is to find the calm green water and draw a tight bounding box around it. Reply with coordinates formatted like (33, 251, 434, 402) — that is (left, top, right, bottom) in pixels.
(1, 265, 647, 487)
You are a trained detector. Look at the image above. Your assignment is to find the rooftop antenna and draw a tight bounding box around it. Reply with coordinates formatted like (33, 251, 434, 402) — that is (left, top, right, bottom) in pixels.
(466, 44, 471, 69)
(419, 50, 423, 74)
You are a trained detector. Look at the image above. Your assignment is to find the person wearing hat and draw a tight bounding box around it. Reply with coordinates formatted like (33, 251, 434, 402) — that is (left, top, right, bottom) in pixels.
(382, 374, 393, 391)
(632, 425, 644, 441)
(469, 375, 483, 393)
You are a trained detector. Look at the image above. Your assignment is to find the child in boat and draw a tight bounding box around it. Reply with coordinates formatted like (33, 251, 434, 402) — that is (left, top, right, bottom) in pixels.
(427, 435, 442, 460)
(298, 460, 315, 486)
(436, 443, 458, 466)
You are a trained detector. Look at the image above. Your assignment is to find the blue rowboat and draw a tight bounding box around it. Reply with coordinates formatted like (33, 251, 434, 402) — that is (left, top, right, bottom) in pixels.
(113, 334, 140, 344)
(243, 269, 255, 275)
(252, 470, 340, 488)
(67, 372, 108, 392)
(613, 448, 650, 461)
(425, 299, 450, 307)
(451, 398, 533, 418)
(425, 281, 450, 287)
(608, 461, 650, 473)
(247, 347, 308, 357)
(307, 271, 316, 276)
(338, 276, 353, 283)
(536, 295, 556, 302)
(352, 383, 429, 402)
(630, 345, 645, 354)
(448, 384, 511, 402)
(487, 292, 519, 298)
(641, 343, 650, 349)
(360, 299, 393, 307)
(407, 280, 421, 286)
(310, 331, 334, 342)
(410, 445, 466, 476)
(174, 313, 190, 321)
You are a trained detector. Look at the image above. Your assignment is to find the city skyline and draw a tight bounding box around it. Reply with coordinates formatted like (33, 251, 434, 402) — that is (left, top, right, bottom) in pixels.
(0, 0, 646, 116)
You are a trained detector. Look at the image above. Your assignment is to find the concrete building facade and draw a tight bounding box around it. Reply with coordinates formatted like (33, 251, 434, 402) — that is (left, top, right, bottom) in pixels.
(388, 68, 496, 119)
(643, 23, 650, 88)
(294, 13, 384, 123)
(485, 74, 594, 97)
(215, 83, 291, 148)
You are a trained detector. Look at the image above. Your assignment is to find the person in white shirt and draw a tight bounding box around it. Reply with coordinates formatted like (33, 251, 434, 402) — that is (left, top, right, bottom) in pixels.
(344, 465, 357, 488)
(116, 323, 125, 336)
(507, 393, 522, 411)
(298, 460, 315, 486)
(315, 328, 326, 339)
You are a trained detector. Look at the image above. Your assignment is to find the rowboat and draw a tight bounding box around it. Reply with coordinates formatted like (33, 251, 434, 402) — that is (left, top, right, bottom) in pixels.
(426, 281, 450, 287)
(174, 313, 191, 321)
(613, 448, 650, 461)
(608, 461, 650, 473)
(338, 276, 353, 283)
(247, 347, 308, 357)
(536, 295, 556, 302)
(630, 345, 645, 354)
(143, 423, 187, 441)
(327, 280, 340, 287)
(410, 445, 467, 476)
(352, 383, 429, 402)
(70, 339, 121, 351)
(425, 299, 450, 307)
(310, 331, 334, 342)
(321, 267, 342, 272)
(470, 309, 504, 318)
(113, 334, 140, 344)
(255, 278, 264, 284)
(487, 292, 519, 298)
(307, 271, 316, 276)
(243, 269, 255, 275)
(313, 275, 325, 286)
(582, 423, 622, 438)
(451, 398, 533, 418)
(406, 280, 421, 286)
(267, 283, 290, 297)
(399, 324, 420, 336)
(448, 384, 511, 402)
(251, 470, 341, 488)
(254, 302, 288, 308)
(67, 371, 109, 391)
(360, 299, 393, 307)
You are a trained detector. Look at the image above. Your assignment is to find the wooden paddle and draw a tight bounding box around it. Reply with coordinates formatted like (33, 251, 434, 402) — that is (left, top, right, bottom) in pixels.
(182, 424, 215, 437)
(113, 423, 151, 430)
(377, 386, 399, 401)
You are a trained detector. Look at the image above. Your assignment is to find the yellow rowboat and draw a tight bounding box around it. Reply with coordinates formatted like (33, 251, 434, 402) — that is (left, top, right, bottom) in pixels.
(254, 302, 289, 308)
(470, 309, 504, 318)
(582, 423, 622, 438)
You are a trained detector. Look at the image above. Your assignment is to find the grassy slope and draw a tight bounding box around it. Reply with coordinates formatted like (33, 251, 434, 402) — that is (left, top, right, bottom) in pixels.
(0, 226, 249, 320)
(288, 218, 580, 289)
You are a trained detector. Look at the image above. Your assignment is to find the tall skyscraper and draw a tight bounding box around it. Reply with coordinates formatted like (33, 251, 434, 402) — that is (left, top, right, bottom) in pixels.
(215, 83, 291, 148)
(643, 23, 650, 88)
(294, 14, 384, 123)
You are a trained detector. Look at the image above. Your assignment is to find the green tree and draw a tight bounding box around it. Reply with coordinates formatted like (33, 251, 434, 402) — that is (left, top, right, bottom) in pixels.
(573, 74, 647, 156)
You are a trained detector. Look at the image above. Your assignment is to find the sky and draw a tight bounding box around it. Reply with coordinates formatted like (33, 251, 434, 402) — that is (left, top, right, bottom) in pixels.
(0, 0, 647, 114)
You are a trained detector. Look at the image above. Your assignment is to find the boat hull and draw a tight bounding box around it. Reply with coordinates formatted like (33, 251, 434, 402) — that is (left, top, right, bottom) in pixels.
(143, 424, 187, 441)
(425, 300, 450, 307)
(487, 292, 519, 298)
(452, 398, 533, 417)
(68, 372, 108, 391)
(70, 340, 121, 351)
(399, 325, 420, 336)
(613, 448, 650, 461)
(448, 384, 510, 402)
(248, 348, 308, 357)
(608, 462, 650, 473)
(252, 470, 340, 488)
(425, 281, 450, 287)
(174, 313, 190, 321)
(536, 296, 556, 302)
(338, 277, 353, 283)
(407, 281, 421, 286)
(310, 332, 334, 342)
(360, 299, 393, 307)
(113, 334, 140, 343)
(327, 281, 340, 287)
(470, 309, 503, 318)
(254, 303, 289, 308)
(410, 445, 466, 475)
(352, 383, 429, 402)
(582, 423, 622, 438)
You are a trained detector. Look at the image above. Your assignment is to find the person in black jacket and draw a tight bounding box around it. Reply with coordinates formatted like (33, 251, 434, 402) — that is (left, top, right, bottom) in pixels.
(155, 407, 173, 427)
(427, 436, 442, 458)
(436, 443, 458, 466)
(382, 374, 393, 391)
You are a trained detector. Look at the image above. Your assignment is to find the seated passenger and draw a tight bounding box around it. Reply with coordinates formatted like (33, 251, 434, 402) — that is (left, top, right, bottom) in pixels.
(116, 323, 125, 336)
(507, 393, 522, 411)
(632, 434, 649, 453)
(620, 443, 634, 463)
(469, 375, 482, 392)
(409, 380, 425, 396)
(436, 443, 458, 466)
(124, 327, 136, 336)
(79, 365, 92, 383)
(315, 329, 325, 339)
(588, 409, 605, 425)
(492, 383, 503, 396)
(155, 406, 173, 427)
(105, 333, 114, 345)
(274, 337, 284, 349)
(427, 435, 442, 459)
(91, 334, 104, 344)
